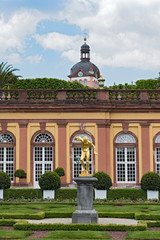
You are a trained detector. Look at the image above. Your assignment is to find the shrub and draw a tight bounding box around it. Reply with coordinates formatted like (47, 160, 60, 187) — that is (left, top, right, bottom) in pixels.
(54, 167, 65, 177)
(0, 172, 11, 190)
(4, 188, 42, 200)
(39, 171, 61, 190)
(55, 189, 77, 200)
(93, 171, 112, 190)
(140, 172, 160, 191)
(107, 189, 146, 200)
(14, 169, 26, 179)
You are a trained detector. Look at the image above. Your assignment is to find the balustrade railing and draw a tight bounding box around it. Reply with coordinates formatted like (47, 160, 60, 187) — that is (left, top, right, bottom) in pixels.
(0, 89, 160, 104)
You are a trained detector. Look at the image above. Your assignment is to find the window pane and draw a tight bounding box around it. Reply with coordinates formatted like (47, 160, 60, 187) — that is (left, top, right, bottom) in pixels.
(0, 148, 4, 161)
(127, 164, 136, 182)
(45, 164, 52, 172)
(156, 148, 160, 162)
(34, 147, 43, 161)
(127, 148, 135, 162)
(0, 163, 3, 172)
(6, 163, 14, 181)
(44, 147, 53, 161)
(157, 163, 160, 175)
(117, 148, 125, 162)
(6, 148, 14, 162)
(35, 164, 42, 182)
(117, 163, 125, 181)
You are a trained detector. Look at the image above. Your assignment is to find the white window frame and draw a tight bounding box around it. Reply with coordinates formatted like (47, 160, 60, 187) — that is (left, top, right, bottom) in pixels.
(156, 147, 160, 175)
(116, 147, 136, 183)
(0, 147, 14, 182)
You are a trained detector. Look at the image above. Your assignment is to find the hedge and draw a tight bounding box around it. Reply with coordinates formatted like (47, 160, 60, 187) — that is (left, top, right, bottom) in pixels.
(45, 211, 73, 218)
(14, 222, 147, 231)
(98, 212, 135, 219)
(4, 189, 42, 200)
(107, 189, 147, 200)
(135, 213, 160, 220)
(55, 189, 77, 200)
(0, 212, 45, 219)
(0, 219, 16, 226)
(147, 221, 160, 228)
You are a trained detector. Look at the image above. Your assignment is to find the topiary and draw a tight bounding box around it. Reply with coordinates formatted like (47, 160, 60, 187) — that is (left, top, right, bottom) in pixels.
(141, 171, 160, 191)
(14, 169, 27, 179)
(92, 171, 112, 190)
(0, 172, 11, 189)
(54, 167, 65, 177)
(39, 171, 61, 190)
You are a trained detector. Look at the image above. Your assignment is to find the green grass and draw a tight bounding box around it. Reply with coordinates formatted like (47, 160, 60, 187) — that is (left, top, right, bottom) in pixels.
(43, 231, 111, 239)
(126, 231, 160, 239)
(0, 229, 33, 239)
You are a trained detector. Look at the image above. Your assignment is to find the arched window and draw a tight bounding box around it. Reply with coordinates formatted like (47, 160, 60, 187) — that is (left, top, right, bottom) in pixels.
(84, 79, 87, 86)
(115, 133, 137, 183)
(154, 134, 160, 175)
(0, 133, 14, 182)
(33, 133, 54, 188)
(72, 133, 93, 178)
(79, 80, 82, 84)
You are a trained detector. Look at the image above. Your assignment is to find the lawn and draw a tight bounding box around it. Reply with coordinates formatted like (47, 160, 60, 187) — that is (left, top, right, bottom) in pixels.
(126, 231, 160, 239)
(1, 203, 160, 215)
(0, 229, 33, 239)
(43, 230, 111, 239)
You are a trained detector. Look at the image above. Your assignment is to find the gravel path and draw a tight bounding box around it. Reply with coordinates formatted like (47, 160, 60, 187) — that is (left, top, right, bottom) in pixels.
(28, 218, 138, 225)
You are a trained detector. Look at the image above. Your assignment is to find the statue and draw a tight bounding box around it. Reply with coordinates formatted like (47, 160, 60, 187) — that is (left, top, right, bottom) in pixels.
(75, 136, 98, 176)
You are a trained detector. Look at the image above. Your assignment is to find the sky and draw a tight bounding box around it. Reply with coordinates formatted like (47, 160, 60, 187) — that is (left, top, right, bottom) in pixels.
(0, 0, 160, 86)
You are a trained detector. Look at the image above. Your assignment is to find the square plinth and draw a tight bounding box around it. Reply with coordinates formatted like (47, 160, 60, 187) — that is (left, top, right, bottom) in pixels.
(72, 209, 98, 224)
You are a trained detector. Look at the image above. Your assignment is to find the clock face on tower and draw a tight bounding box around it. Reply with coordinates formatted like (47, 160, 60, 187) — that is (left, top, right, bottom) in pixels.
(78, 71, 83, 77)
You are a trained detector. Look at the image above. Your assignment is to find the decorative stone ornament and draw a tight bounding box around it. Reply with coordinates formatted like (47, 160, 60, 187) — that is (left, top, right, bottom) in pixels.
(43, 190, 55, 199)
(147, 190, 159, 200)
(95, 189, 107, 199)
(0, 189, 3, 200)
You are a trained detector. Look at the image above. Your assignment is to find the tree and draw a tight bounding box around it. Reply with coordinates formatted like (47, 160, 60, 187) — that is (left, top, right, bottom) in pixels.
(0, 62, 21, 89)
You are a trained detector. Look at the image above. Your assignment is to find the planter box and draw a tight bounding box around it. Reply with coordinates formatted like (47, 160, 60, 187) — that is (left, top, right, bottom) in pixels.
(95, 189, 107, 199)
(0, 189, 3, 199)
(43, 190, 55, 199)
(147, 190, 159, 200)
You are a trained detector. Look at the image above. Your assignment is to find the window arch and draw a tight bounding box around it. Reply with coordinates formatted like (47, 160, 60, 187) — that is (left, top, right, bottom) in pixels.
(114, 132, 138, 184)
(32, 132, 54, 188)
(0, 133, 15, 182)
(71, 132, 94, 178)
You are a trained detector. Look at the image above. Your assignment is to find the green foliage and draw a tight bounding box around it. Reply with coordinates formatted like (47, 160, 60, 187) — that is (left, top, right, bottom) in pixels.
(98, 212, 135, 219)
(147, 221, 160, 227)
(54, 167, 65, 177)
(93, 171, 112, 190)
(141, 172, 160, 191)
(0, 211, 45, 219)
(0, 219, 16, 226)
(135, 213, 160, 220)
(126, 230, 160, 239)
(55, 189, 77, 200)
(14, 169, 27, 179)
(4, 188, 42, 200)
(14, 222, 146, 231)
(8, 78, 90, 90)
(0, 229, 33, 239)
(39, 171, 61, 190)
(107, 189, 147, 200)
(0, 172, 11, 189)
(45, 211, 73, 218)
(0, 62, 21, 89)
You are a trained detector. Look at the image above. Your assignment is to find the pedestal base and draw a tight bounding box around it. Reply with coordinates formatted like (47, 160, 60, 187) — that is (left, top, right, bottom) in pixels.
(72, 209, 98, 223)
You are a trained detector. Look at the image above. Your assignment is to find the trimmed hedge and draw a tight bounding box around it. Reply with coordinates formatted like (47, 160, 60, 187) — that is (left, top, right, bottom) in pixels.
(55, 189, 77, 200)
(0, 219, 16, 226)
(107, 189, 147, 200)
(45, 211, 72, 218)
(147, 221, 160, 228)
(135, 213, 160, 220)
(4, 188, 42, 200)
(99, 212, 135, 219)
(0, 212, 45, 219)
(14, 222, 147, 231)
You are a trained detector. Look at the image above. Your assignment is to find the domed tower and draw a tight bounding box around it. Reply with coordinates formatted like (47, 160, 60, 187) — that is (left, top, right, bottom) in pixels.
(68, 37, 103, 89)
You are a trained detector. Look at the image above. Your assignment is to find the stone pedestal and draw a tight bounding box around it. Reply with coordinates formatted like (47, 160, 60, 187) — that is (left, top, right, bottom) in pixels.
(72, 177, 98, 224)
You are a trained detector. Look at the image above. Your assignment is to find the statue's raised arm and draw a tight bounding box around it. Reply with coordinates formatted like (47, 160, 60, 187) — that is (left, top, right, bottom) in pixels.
(75, 136, 83, 142)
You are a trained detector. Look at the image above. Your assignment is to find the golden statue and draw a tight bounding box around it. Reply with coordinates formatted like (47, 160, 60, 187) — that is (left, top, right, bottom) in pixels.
(75, 136, 98, 176)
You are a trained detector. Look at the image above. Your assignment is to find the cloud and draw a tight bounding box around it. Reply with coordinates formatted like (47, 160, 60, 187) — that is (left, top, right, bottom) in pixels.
(53, 0, 160, 70)
(27, 55, 42, 64)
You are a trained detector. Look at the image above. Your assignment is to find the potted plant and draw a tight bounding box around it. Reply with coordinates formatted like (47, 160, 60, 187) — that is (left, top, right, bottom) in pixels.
(141, 171, 160, 200)
(14, 169, 27, 186)
(39, 171, 61, 199)
(93, 171, 112, 199)
(54, 167, 65, 177)
(0, 172, 11, 199)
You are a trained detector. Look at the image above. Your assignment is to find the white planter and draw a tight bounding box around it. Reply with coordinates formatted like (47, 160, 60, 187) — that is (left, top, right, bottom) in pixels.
(0, 189, 3, 199)
(43, 190, 55, 199)
(147, 190, 159, 200)
(95, 189, 107, 199)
